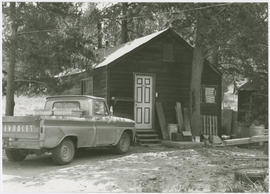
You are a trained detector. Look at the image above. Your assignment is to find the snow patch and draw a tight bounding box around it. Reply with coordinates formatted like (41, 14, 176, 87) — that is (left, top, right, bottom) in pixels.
(2, 174, 21, 181)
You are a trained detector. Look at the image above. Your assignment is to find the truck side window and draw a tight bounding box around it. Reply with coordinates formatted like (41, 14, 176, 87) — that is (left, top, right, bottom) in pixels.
(94, 101, 108, 116)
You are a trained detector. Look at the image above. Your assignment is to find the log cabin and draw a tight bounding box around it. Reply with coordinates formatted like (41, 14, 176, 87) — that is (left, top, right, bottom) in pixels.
(61, 28, 222, 144)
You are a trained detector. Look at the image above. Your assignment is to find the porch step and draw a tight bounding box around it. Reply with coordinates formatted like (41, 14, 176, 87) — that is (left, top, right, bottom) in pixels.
(138, 138, 161, 143)
(136, 129, 160, 145)
(136, 129, 156, 133)
(140, 143, 162, 147)
(136, 134, 159, 138)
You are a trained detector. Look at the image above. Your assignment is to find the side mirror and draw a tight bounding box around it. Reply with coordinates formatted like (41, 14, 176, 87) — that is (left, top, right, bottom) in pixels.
(109, 106, 114, 116)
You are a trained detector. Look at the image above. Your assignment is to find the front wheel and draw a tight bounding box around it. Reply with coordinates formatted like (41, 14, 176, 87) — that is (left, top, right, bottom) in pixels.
(115, 132, 131, 154)
(52, 139, 75, 165)
(5, 149, 28, 161)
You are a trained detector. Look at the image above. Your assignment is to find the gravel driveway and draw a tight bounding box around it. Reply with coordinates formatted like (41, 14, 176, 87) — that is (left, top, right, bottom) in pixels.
(2, 145, 267, 192)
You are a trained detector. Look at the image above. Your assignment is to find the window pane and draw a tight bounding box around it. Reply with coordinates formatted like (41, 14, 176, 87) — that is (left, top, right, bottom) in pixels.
(94, 101, 107, 115)
(81, 77, 93, 95)
(205, 87, 216, 103)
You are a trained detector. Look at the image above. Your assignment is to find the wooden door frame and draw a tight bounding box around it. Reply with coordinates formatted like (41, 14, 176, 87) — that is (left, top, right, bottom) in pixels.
(133, 72, 156, 129)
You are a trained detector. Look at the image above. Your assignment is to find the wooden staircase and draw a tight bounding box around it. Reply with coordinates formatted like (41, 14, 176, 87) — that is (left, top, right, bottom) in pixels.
(136, 129, 161, 146)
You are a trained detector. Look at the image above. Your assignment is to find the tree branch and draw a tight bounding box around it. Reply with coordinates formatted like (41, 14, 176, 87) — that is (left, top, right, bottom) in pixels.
(15, 79, 47, 85)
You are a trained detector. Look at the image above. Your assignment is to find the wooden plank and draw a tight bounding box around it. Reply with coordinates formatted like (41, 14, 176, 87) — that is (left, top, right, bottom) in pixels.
(250, 135, 268, 142)
(205, 116, 207, 135)
(183, 108, 191, 131)
(204, 115, 207, 135)
(213, 116, 216, 135)
(224, 138, 250, 145)
(175, 102, 184, 131)
(207, 116, 210, 135)
(202, 116, 205, 134)
(209, 116, 212, 136)
(156, 102, 169, 140)
(224, 135, 268, 146)
(213, 116, 215, 135)
(215, 116, 218, 135)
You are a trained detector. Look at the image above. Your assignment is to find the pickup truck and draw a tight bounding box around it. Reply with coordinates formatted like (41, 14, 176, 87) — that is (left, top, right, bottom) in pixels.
(2, 95, 135, 165)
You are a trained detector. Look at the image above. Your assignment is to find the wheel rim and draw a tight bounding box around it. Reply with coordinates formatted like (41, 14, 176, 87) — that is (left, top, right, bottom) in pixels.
(61, 142, 74, 162)
(119, 133, 130, 152)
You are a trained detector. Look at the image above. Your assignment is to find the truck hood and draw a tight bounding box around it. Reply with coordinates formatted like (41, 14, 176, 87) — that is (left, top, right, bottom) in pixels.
(110, 116, 135, 124)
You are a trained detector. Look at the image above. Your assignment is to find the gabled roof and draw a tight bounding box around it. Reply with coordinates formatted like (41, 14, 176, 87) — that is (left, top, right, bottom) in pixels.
(93, 28, 222, 76)
(238, 80, 257, 91)
(94, 28, 169, 69)
(56, 28, 221, 78)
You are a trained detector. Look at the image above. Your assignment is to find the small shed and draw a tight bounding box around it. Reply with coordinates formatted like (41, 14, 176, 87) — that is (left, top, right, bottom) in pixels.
(65, 28, 222, 140)
(238, 81, 268, 127)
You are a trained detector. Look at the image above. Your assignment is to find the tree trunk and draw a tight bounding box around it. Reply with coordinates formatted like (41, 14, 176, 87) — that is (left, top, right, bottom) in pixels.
(97, 21, 102, 49)
(5, 2, 17, 116)
(190, 16, 204, 136)
(120, 3, 128, 44)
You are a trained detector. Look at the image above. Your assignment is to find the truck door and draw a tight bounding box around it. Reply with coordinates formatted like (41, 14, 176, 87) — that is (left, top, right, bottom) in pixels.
(93, 100, 116, 145)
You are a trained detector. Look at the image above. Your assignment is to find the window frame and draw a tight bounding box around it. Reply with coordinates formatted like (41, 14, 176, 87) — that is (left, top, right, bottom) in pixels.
(201, 85, 218, 104)
(93, 100, 109, 116)
(81, 77, 93, 95)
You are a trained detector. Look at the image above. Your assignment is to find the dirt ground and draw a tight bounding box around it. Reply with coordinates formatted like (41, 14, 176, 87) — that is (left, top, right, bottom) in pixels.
(2, 145, 268, 192)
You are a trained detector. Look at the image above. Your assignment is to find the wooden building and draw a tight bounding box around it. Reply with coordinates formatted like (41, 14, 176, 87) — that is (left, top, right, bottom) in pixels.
(64, 28, 222, 142)
(238, 81, 268, 128)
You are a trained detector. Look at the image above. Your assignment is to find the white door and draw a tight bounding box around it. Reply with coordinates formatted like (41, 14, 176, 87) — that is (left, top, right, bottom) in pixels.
(134, 74, 153, 129)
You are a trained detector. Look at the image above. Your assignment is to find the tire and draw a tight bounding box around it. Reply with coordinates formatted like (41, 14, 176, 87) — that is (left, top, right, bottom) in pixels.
(115, 131, 131, 154)
(52, 138, 75, 165)
(5, 149, 28, 162)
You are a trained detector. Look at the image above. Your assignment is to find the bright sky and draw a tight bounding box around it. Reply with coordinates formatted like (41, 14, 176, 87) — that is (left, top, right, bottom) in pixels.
(80, 2, 115, 12)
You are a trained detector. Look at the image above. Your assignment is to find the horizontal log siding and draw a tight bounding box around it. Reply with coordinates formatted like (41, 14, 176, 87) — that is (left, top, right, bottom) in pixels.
(93, 67, 107, 99)
(108, 34, 193, 126)
(60, 71, 92, 95)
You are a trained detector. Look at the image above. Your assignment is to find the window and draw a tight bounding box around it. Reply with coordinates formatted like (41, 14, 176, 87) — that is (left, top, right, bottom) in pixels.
(53, 101, 80, 110)
(201, 86, 217, 104)
(163, 43, 174, 62)
(81, 77, 93, 95)
(94, 100, 108, 116)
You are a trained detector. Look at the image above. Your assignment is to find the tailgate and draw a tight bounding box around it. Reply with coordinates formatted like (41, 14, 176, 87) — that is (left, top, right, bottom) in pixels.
(2, 116, 41, 139)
